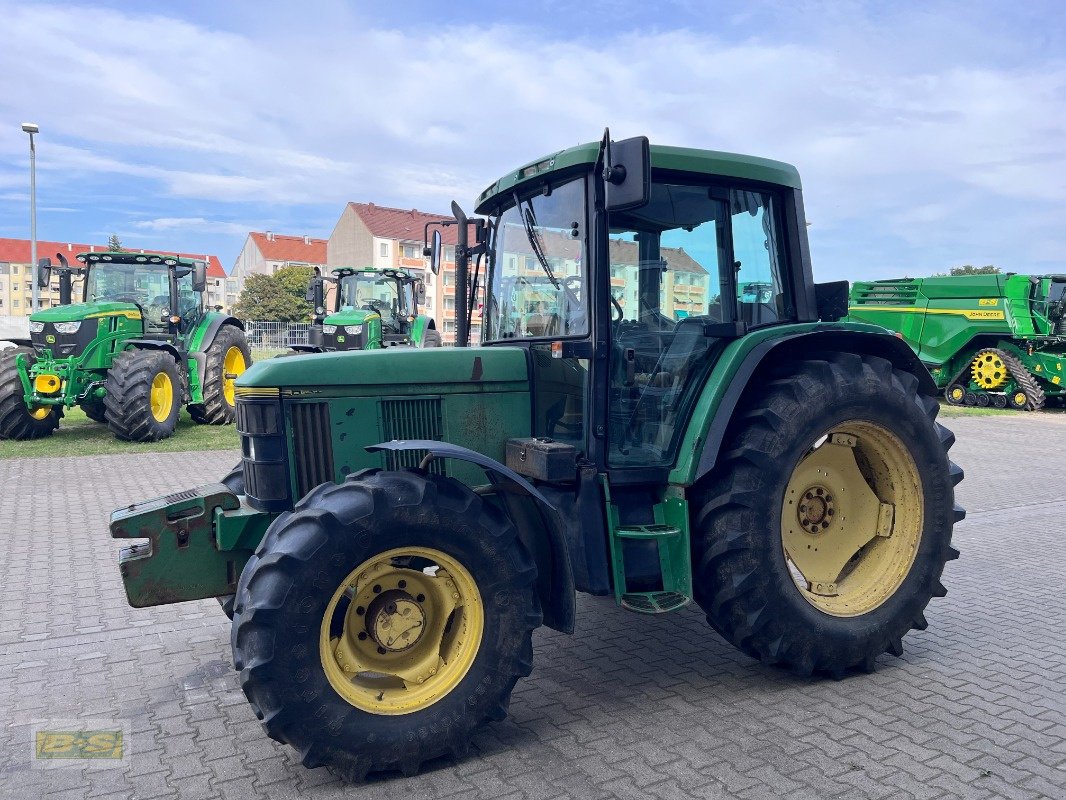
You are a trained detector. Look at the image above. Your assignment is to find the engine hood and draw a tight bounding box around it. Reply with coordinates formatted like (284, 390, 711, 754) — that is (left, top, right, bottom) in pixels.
(30, 301, 140, 324)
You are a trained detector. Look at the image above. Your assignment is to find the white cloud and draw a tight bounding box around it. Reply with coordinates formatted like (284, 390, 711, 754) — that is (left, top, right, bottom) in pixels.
(0, 1, 1062, 276)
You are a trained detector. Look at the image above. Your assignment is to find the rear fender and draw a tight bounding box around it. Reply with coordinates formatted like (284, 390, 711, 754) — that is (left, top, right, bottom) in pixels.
(2, 338, 32, 348)
(367, 440, 576, 634)
(691, 329, 937, 484)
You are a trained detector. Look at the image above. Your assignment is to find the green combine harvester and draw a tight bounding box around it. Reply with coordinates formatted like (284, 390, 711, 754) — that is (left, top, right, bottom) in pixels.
(110, 132, 963, 780)
(848, 273, 1066, 409)
(296, 266, 441, 352)
(0, 250, 250, 441)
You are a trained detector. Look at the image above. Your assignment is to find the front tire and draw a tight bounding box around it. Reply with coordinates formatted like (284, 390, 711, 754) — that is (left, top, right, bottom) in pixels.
(692, 353, 962, 676)
(104, 350, 181, 442)
(0, 347, 61, 440)
(189, 325, 250, 424)
(422, 329, 442, 348)
(231, 470, 540, 780)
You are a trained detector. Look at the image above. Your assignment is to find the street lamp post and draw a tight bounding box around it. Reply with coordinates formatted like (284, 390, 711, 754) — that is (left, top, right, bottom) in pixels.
(21, 123, 39, 313)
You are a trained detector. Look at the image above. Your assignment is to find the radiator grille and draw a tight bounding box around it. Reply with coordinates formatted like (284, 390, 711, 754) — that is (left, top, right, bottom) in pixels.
(291, 402, 334, 496)
(851, 280, 920, 306)
(379, 397, 445, 474)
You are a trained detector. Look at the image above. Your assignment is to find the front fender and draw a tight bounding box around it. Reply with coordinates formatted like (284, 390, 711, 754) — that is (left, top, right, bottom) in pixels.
(367, 439, 576, 634)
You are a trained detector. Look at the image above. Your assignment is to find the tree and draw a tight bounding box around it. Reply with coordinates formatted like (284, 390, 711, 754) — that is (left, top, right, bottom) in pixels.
(933, 264, 1001, 277)
(107, 234, 123, 251)
(231, 265, 314, 322)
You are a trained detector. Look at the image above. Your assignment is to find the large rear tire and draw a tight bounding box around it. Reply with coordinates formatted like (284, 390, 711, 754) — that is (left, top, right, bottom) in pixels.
(189, 325, 251, 424)
(80, 400, 107, 423)
(231, 470, 540, 780)
(0, 347, 62, 440)
(104, 350, 181, 442)
(692, 353, 963, 676)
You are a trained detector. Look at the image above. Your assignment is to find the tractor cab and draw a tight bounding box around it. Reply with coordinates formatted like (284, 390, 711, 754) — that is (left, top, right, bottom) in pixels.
(301, 266, 439, 351)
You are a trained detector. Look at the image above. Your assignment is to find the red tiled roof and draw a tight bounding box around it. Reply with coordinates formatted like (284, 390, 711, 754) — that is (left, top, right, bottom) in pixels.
(347, 202, 462, 246)
(0, 238, 225, 276)
(249, 232, 327, 264)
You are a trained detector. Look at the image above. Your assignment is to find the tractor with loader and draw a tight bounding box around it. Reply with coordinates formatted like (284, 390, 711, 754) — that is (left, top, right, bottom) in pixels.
(848, 273, 1066, 409)
(296, 266, 441, 352)
(110, 133, 963, 780)
(0, 250, 250, 441)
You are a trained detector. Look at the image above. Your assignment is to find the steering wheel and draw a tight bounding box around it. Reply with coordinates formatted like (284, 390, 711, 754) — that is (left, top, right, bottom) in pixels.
(362, 299, 389, 313)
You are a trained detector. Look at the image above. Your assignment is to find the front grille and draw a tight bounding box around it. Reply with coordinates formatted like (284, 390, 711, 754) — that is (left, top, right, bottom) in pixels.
(379, 397, 445, 474)
(31, 319, 98, 359)
(236, 397, 290, 511)
(851, 281, 920, 306)
(291, 402, 334, 496)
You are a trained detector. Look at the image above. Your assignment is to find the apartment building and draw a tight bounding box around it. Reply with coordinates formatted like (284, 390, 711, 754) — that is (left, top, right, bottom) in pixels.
(327, 202, 479, 344)
(230, 232, 328, 308)
(0, 238, 226, 314)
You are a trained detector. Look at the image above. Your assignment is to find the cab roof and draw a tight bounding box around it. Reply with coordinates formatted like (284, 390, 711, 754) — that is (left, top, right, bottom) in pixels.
(331, 266, 418, 281)
(76, 250, 206, 268)
(475, 141, 802, 214)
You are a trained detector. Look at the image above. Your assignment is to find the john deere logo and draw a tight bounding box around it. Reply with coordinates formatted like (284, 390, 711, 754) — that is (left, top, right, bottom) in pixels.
(337, 335, 346, 343)
(45, 335, 55, 343)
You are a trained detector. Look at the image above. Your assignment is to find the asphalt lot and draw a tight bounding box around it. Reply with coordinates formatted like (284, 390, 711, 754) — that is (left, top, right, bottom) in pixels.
(0, 413, 1064, 799)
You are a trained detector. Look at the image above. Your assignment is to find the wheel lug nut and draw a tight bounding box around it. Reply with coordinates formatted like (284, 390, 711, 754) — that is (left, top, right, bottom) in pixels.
(356, 606, 365, 616)
(358, 632, 367, 641)
(398, 580, 407, 589)
(377, 646, 386, 655)
(372, 584, 381, 594)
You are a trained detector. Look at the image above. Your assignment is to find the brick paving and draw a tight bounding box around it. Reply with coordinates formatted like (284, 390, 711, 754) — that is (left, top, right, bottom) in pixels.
(0, 412, 1064, 799)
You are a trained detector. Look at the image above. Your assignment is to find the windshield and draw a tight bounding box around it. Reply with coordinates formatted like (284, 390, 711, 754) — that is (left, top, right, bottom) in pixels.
(338, 273, 411, 324)
(485, 177, 588, 340)
(85, 263, 196, 331)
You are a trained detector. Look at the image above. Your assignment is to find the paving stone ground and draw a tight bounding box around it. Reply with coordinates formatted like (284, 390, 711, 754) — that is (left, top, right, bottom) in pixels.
(0, 412, 1064, 799)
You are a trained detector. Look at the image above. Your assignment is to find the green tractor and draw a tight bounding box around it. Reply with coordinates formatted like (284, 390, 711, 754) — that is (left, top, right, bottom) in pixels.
(110, 133, 963, 780)
(295, 266, 441, 352)
(0, 250, 250, 441)
(848, 273, 1066, 409)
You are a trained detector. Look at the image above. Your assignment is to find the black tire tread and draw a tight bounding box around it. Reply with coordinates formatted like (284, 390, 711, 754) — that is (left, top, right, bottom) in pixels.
(0, 347, 61, 440)
(692, 353, 962, 676)
(188, 325, 251, 424)
(103, 349, 181, 442)
(231, 469, 540, 780)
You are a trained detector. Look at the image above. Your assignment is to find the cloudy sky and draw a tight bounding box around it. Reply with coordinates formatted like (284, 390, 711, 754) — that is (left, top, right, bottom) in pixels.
(0, 0, 1063, 280)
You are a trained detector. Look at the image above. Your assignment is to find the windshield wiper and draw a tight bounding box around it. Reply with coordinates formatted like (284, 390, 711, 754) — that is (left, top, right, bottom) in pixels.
(514, 191, 560, 290)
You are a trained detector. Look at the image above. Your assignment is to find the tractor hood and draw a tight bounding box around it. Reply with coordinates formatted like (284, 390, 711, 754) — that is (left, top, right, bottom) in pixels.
(237, 346, 528, 391)
(30, 300, 140, 324)
(322, 308, 375, 327)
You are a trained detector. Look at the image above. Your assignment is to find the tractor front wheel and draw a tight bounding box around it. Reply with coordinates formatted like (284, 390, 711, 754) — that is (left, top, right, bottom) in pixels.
(692, 353, 962, 676)
(422, 329, 442, 348)
(80, 400, 107, 423)
(104, 350, 182, 441)
(231, 470, 540, 780)
(189, 325, 251, 425)
(0, 347, 62, 440)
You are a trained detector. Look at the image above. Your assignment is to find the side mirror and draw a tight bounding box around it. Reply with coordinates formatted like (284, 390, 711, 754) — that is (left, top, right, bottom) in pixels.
(415, 280, 426, 302)
(604, 135, 651, 212)
(36, 257, 52, 289)
(191, 261, 207, 293)
(428, 229, 442, 275)
(305, 282, 317, 302)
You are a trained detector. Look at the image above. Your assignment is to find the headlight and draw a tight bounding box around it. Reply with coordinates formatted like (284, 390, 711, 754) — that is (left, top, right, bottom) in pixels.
(28, 321, 45, 333)
(344, 325, 363, 335)
(54, 321, 82, 334)
(314, 306, 325, 315)
(322, 325, 337, 334)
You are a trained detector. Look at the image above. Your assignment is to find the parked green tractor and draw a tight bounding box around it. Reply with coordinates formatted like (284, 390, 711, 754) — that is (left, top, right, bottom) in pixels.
(848, 273, 1066, 409)
(0, 250, 250, 441)
(295, 266, 441, 352)
(110, 133, 963, 780)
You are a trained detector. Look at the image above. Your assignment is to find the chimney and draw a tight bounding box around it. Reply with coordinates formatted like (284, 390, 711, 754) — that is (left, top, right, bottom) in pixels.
(303, 235, 310, 245)
(266, 231, 274, 242)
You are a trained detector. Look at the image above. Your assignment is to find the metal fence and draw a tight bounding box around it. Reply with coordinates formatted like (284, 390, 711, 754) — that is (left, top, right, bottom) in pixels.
(242, 321, 312, 359)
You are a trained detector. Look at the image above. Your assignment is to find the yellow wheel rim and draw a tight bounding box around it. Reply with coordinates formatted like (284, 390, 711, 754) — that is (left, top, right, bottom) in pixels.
(1013, 391, 1027, 407)
(320, 547, 484, 715)
(29, 406, 52, 420)
(222, 346, 246, 407)
(150, 372, 174, 422)
(948, 386, 965, 403)
(971, 351, 1008, 390)
(781, 421, 923, 617)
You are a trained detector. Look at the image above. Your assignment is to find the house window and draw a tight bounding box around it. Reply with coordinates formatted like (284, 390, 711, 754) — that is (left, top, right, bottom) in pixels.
(442, 271, 454, 287)
(12, 265, 19, 275)
(444, 320, 456, 333)
(380, 243, 389, 258)
(12, 299, 19, 308)
(403, 244, 418, 259)
(444, 297, 455, 311)
(226, 280, 237, 292)
(445, 246, 455, 262)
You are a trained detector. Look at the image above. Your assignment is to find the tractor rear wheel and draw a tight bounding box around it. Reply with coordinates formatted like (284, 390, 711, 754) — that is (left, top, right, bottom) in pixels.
(0, 346, 62, 440)
(104, 350, 182, 441)
(692, 353, 962, 676)
(189, 325, 250, 425)
(422, 329, 442, 348)
(231, 470, 540, 780)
